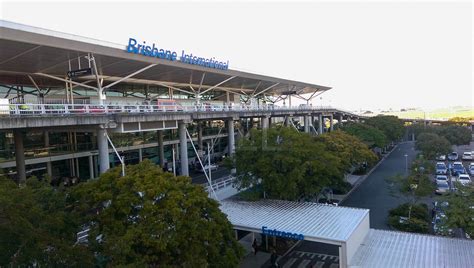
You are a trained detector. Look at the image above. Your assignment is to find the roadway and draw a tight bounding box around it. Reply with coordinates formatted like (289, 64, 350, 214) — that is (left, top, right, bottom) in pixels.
(341, 141, 417, 229)
(190, 166, 230, 184)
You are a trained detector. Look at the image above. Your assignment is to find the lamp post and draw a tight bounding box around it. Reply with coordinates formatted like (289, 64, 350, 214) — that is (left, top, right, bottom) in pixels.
(404, 154, 408, 176)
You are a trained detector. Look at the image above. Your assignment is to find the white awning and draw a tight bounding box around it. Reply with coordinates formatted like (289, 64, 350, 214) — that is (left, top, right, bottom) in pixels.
(349, 229, 474, 268)
(220, 199, 370, 244)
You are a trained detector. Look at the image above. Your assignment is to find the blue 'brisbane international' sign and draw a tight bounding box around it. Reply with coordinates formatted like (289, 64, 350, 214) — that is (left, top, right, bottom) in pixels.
(125, 38, 229, 70)
(262, 226, 304, 240)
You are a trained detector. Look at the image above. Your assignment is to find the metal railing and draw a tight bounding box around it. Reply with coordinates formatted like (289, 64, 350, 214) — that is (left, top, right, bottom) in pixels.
(202, 175, 237, 193)
(0, 103, 343, 117)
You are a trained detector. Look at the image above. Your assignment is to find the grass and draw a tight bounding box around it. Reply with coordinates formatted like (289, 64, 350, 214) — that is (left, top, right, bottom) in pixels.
(381, 107, 473, 120)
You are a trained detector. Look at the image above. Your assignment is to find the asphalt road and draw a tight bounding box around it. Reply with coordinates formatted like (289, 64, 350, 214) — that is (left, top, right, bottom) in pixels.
(341, 141, 418, 229)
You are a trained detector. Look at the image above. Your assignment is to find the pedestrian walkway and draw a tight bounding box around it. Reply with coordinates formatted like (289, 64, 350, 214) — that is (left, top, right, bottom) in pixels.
(239, 233, 271, 268)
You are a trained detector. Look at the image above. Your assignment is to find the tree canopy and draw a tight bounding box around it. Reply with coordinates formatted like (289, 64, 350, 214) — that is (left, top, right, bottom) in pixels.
(71, 160, 243, 267)
(232, 127, 376, 201)
(415, 133, 452, 159)
(0, 178, 94, 267)
(364, 115, 404, 142)
(340, 122, 388, 148)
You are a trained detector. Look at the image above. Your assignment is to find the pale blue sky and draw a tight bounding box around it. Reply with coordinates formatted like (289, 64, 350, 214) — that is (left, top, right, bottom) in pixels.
(1, 1, 472, 111)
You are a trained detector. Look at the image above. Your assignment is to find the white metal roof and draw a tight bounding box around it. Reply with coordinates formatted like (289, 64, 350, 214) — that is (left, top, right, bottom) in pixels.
(349, 229, 474, 268)
(219, 199, 369, 243)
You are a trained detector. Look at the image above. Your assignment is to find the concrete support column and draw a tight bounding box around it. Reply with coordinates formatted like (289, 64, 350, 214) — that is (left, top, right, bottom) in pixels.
(339, 114, 343, 126)
(138, 148, 143, 162)
(318, 114, 323, 134)
(88, 155, 94, 179)
(261, 116, 269, 129)
(13, 130, 26, 183)
(157, 130, 165, 167)
(97, 128, 110, 174)
(44, 131, 52, 178)
(197, 122, 203, 152)
(304, 115, 310, 133)
(284, 116, 289, 127)
(227, 119, 235, 155)
(178, 122, 189, 176)
(330, 114, 334, 132)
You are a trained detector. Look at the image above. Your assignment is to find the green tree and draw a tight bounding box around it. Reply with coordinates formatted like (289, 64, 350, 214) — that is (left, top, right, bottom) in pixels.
(232, 127, 376, 201)
(441, 184, 474, 237)
(0, 178, 94, 267)
(436, 125, 472, 145)
(341, 122, 388, 148)
(415, 133, 452, 159)
(71, 160, 243, 267)
(365, 115, 405, 142)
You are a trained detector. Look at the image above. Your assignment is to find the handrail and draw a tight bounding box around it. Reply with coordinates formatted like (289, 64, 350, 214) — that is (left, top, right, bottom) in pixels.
(0, 103, 351, 117)
(202, 175, 237, 193)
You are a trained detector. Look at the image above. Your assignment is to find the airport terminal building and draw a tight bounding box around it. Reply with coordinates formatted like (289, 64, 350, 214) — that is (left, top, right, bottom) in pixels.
(1, 21, 473, 267)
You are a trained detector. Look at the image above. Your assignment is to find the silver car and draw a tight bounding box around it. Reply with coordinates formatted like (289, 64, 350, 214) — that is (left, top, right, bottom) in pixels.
(435, 180, 450, 195)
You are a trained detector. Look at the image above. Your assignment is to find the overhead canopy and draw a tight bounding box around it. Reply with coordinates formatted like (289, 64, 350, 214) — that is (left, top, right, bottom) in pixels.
(220, 199, 369, 244)
(0, 20, 331, 98)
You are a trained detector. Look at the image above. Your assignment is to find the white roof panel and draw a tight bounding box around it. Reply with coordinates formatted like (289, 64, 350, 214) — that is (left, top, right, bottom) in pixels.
(350, 229, 474, 268)
(220, 199, 369, 243)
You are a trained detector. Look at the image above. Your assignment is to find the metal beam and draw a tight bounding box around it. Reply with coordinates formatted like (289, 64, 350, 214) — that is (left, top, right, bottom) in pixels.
(197, 72, 206, 92)
(35, 73, 98, 90)
(154, 82, 195, 96)
(251, 81, 262, 96)
(103, 64, 157, 90)
(254, 82, 280, 97)
(200, 76, 236, 95)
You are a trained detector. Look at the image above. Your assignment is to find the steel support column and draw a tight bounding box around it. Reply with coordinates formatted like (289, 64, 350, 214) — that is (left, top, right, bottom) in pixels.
(13, 130, 26, 183)
(157, 130, 165, 168)
(318, 114, 323, 134)
(330, 114, 334, 131)
(89, 155, 94, 179)
(178, 122, 189, 176)
(44, 131, 52, 178)
(227, 119, 235, 155)
(97, 128, 110, 174)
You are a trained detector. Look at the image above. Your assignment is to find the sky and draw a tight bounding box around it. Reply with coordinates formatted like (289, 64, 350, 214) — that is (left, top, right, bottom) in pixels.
(0, 0, 472, 111)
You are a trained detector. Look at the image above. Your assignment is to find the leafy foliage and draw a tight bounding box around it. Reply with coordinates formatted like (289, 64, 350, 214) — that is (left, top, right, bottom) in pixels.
(441, 184, 474, 237)
(364, 115, 404, 143)
(436, 125, 472, 145)
(232, 127, 376, 201)
(0, 178, 94, 267)
(71, 160, 243, 267)
(341, 122, 388, 148)
(415, 133, 452, 159)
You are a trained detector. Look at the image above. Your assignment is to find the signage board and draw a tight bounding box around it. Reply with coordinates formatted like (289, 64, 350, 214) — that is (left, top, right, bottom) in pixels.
(262, 226, 304, 240)
(67, 68, 92, 78)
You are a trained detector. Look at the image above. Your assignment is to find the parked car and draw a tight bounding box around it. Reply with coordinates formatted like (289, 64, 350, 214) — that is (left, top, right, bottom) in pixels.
(433, 212, 453, 236)
(455, 174, 471, 186)
(435, 180, 450, 195)
(448, 152, 459, 161)
(435, 162, 448, 175)
(469, 163, 474, 175)
(435, 154, 446, 161)
(435, 175, 448, 183)
(197, 163, 219, 173)
(462, 152, 473, 161)
(451, 162, 466, 176)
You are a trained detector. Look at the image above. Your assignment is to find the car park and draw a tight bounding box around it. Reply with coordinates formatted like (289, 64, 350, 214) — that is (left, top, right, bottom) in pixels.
(435, 154, 446, 161)
(435, 162, 448, 175)
(447, 152, 458, 161)
(435, 180, 450, 195)
(462, 152, 473, 161)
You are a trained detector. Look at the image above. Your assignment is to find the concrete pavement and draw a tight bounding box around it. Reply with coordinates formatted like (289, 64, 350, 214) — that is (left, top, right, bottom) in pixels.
(341, 141, 418, 229)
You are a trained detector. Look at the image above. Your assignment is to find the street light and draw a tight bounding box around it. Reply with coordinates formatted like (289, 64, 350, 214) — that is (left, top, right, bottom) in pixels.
(404, 154, 408, 176)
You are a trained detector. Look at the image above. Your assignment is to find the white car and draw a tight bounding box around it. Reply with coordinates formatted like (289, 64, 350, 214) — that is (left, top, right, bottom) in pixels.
(469, 163, 474, 175)
(435, 154, 446, 161)
(462, 152, 473, 161)
(435, 162, 448, 175)
(435, 175, 448, 183)
(455, 174, 471, 186)
(197, 163, 219, 173)
(435, 180, 450, 195)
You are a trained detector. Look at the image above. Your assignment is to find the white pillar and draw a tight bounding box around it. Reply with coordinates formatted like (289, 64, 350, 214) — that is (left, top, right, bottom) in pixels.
(304, 115, 310, 133)
(14, 130, 26, 183)
(138, 148, 143, 162)
(227, 119, 235, 155)
(178, 122, 189, 176)
(44, 131, 52, 178)
(97, 128, 110, 174)
(261, 116, 269, 129)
